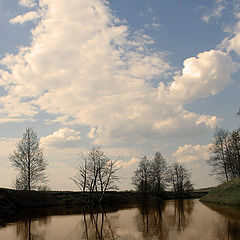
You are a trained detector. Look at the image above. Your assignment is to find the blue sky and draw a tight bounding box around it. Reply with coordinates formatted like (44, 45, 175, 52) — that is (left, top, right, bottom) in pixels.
(0, 0, 239, 190)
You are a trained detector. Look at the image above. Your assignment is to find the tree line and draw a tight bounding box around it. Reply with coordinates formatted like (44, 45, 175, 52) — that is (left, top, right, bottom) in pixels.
(208, 127, 240, 182)
(6, 107, 240, 196)
(8, 128, 121, 203)
(8, 128, 193, 202)
(131, 153, 193, 199)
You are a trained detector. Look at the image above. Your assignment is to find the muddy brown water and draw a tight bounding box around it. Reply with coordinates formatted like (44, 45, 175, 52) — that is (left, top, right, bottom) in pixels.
(0, 199, 240, 239)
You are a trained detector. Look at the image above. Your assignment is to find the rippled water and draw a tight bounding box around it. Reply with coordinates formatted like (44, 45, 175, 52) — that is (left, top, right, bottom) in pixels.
(0, 199, 240, 239)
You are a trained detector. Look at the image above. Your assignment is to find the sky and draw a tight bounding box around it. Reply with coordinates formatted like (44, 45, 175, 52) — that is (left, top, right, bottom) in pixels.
(0, 0, 239, 191)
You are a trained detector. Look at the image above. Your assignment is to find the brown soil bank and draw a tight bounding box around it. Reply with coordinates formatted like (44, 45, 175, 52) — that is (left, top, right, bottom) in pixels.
(200, 178, 240, 205)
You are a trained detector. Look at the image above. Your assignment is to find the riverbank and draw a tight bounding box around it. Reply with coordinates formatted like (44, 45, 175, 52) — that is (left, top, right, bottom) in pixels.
(200, 178, 240, 205)
(0, 188, 208, 210)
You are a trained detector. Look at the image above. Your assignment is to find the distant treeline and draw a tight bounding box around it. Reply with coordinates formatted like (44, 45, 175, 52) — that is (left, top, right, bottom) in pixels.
(131, 153, 193, 199)
(9, 128, 194, 204)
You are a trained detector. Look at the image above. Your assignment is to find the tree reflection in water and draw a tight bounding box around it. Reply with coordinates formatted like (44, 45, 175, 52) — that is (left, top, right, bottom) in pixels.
(135, 199, 195, 239)
(16, 216, 50, 240)
(213, 219, 240, 240)
(10, 200, 240, 240)
(136, 200, 168, 240)
(172, 199, 194, 232)
(203, 202, 240, 240)
(79, 205, 118, 240)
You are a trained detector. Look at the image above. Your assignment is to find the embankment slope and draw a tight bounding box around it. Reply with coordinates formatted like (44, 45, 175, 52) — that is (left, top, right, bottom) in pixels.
(200, 178, 240, 205)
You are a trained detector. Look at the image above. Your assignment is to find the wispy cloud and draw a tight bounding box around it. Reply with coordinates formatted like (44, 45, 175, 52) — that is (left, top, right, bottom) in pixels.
(202, 0, 226, 23)
(147, 7, 153, 13)
(219, 10, 240, 56)
(152, 22, 161, 30)
(19, 0, 37, 8)
(10, 11, 40, 24)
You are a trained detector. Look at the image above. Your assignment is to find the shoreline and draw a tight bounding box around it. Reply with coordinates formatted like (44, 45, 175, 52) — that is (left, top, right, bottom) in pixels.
(0, 188, 208, 210)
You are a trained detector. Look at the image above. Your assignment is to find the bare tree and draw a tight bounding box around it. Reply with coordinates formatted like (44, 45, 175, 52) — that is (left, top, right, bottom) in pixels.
(70, 153, 89, 192)
(168, 163, 193, 198)
(71, 146, 120, 203)
(98, 156, 120, 203)
(208, 128, 230, 181)
(150, 152, 168, 196)
(229, 129, 240, 177)
(13, 172, 28, 190)
(132, 153, 169, 198)
(9, 128, 48, 191)
(131, 156, 152, 199)
(208, 127, 240, 181)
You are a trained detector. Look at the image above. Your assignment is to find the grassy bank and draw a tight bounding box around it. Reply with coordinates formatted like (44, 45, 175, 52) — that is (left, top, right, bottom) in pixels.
(200, 178, 240, 205)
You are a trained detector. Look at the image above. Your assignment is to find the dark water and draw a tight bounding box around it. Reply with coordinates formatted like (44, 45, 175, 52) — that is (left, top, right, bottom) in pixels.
(0, 199, 240, 239)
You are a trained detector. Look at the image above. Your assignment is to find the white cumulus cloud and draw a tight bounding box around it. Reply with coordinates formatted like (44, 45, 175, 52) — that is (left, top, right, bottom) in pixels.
(173, 144, 211, 163)
(168, 50, 238, 104)
(0, 0, 238, 145)
(41, 128, 81, 148)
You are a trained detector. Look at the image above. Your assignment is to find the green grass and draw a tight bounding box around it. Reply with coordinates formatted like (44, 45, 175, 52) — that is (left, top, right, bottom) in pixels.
(200, 178, 240, 205)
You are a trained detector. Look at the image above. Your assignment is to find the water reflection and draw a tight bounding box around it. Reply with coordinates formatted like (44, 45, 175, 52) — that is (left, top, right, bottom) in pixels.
(77, 206, 118, 240)
(136, 200, 194, 239)
(172, 199, 194, 231)
(1, 200, 240, 239)
(16, 216, 50, 240)
(78, 201, 195, 239)
(203, 202, 240, 240)
(212, 219, 240, 240)
(136, 201, 168, 239)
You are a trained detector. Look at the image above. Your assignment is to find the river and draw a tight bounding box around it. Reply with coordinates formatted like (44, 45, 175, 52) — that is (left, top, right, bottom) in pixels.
(0, 199, 240, 239)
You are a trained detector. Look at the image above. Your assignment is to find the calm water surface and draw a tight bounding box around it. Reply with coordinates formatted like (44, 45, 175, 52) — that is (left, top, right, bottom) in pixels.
(0, 199, 240, 239)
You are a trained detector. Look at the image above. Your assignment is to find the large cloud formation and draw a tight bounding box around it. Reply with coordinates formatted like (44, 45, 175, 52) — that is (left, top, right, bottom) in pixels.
(0, 0, 238, 145)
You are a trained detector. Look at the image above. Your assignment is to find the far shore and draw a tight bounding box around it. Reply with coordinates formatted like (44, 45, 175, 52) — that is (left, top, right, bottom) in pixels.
(0, 188, 208, 211)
